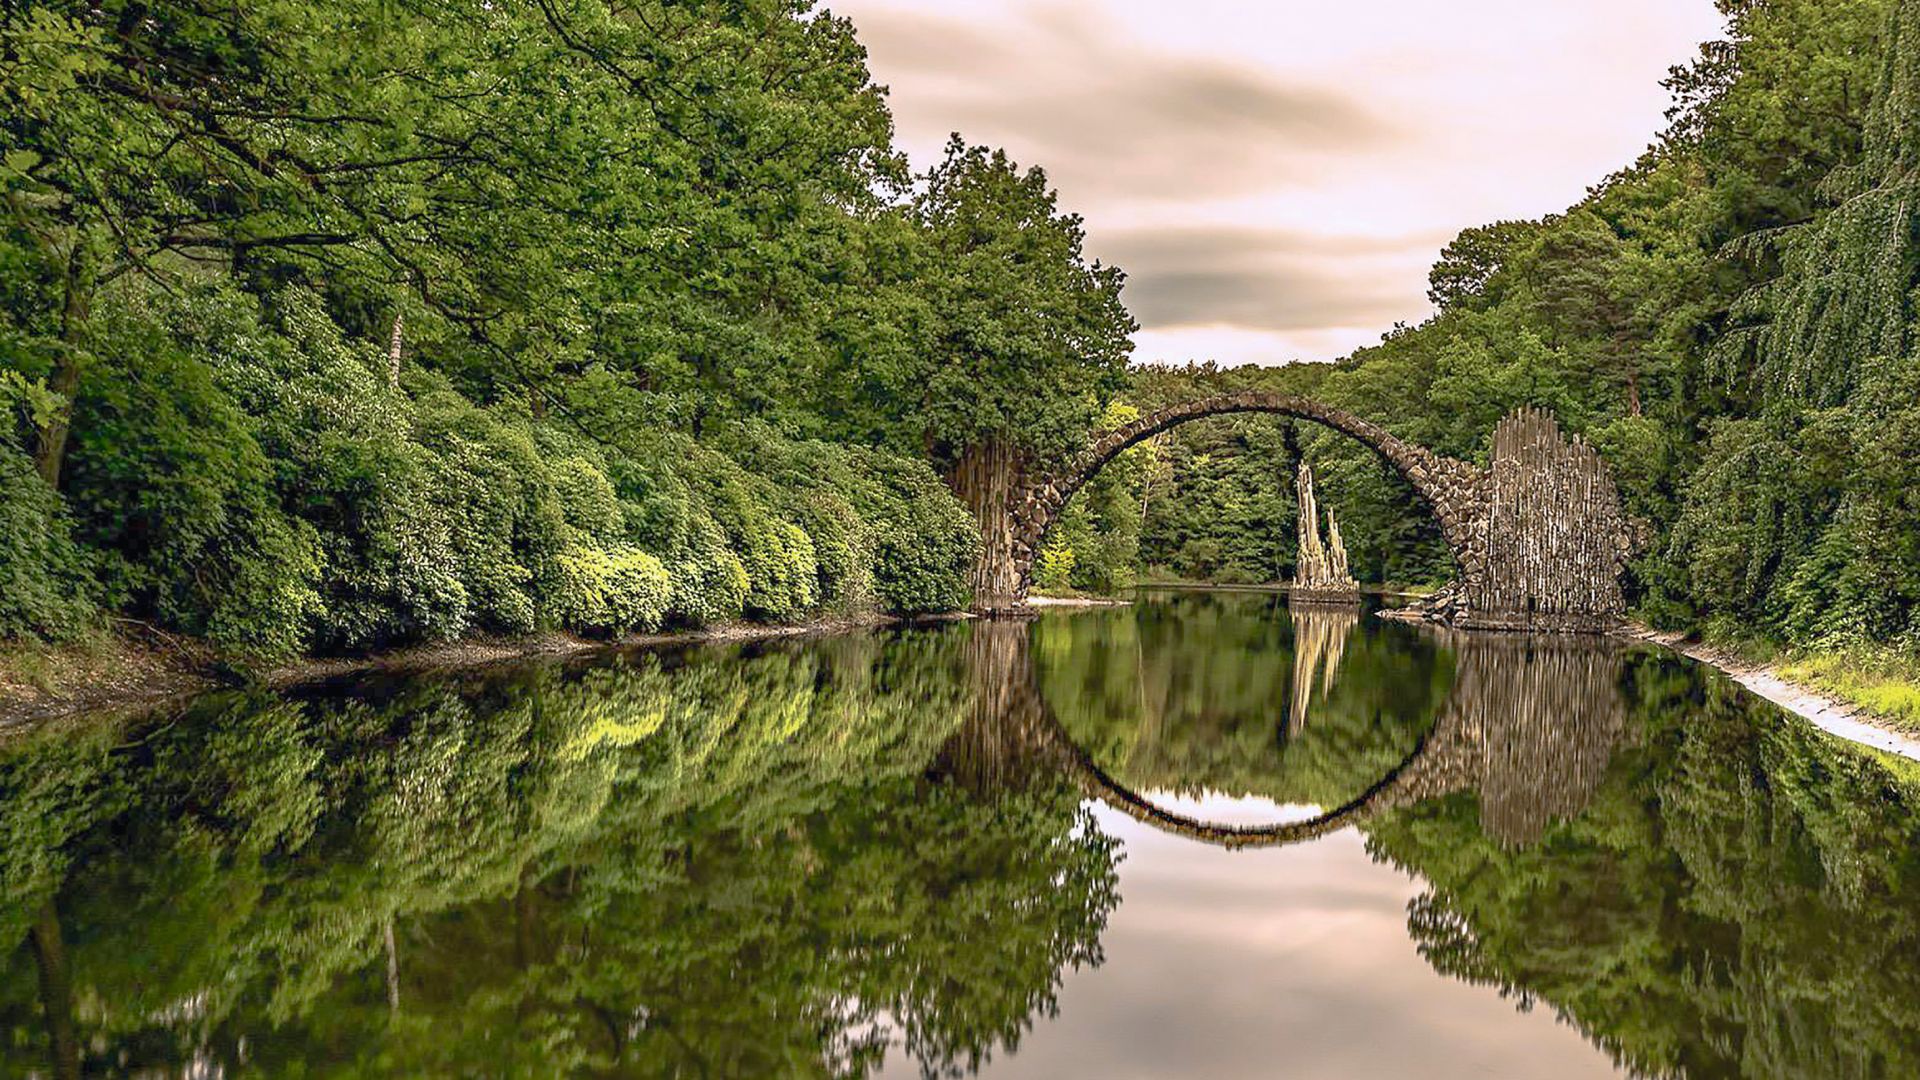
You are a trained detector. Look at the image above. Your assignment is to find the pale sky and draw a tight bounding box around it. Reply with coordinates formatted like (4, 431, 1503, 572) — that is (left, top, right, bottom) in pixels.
(829, 0, 1729, 366)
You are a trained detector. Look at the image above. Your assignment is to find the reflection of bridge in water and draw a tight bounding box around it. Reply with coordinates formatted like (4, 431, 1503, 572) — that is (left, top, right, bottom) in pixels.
(947, 619, 1630, 850)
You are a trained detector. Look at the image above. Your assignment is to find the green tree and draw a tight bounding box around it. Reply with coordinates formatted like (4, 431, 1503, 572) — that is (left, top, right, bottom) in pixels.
(900, 138, 1136, 605)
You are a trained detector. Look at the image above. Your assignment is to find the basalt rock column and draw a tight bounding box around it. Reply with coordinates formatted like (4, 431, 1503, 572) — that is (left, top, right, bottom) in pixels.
(1291, 461, 1362, 605)
(1454, 408, 1629, 633)
(953, 439, 1031, 614)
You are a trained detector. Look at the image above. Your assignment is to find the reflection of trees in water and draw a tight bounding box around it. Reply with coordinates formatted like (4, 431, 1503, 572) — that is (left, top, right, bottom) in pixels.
(1369, 650, 1920, 1079)
(1036, 593, 1450, 809)
(1017, 605, 1630, 852)
(12, 603, 1920, 1079)
(980, 609, 1920, 1075)
(0, 630, 1120, 1078)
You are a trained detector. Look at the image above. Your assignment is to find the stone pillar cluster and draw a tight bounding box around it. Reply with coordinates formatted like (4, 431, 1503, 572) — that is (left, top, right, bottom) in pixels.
(1452, 408, 1628, 633)
(1291, 461, 1361, 605)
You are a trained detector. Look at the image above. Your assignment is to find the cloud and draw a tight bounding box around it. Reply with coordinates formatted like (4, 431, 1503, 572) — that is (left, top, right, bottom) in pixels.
(835, 0, 1726, 363)
(1096, 226, 1443, 331)
(853, 5, 1391, 202)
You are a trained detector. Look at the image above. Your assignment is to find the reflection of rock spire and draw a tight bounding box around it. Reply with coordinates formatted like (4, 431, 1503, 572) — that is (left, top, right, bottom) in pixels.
(936, 621, 1053, 796)
(1417, 630, 1630, 848)
(1293, 462, 1360, 604)
(1287, 606, 1359, 738)
(946, 612, 1630, 854)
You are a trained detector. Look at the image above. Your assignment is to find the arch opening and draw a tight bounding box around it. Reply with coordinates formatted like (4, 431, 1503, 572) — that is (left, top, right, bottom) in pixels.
(1010, 393, 1480, 605)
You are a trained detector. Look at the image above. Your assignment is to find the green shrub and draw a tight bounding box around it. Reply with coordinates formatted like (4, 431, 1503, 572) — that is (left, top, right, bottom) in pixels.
(550, 454, 624, 544)
(413, 392, 556, 636)
(667, 515, 750, 626)
(0, 446, 96, 641)
(850, 452, 977, 614)
(1035, 543, 1076, 592)
(547, 543, 671, 634)
(64, 291, 323, 656)
(10, 281, 982, 659)
(795, 492, 873, 611)
(740, 518, 820, 622)
(200, 514, 325, 660)
(601, 431, 702, 556)
(691, 454, 819, 622)
(709, 426, 976, 615)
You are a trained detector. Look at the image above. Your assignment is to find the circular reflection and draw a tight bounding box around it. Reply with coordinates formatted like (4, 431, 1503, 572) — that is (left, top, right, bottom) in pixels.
(948, 611, 1636, 851)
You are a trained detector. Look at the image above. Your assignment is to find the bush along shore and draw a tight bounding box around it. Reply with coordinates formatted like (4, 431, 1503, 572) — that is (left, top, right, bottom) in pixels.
(0, 287, 986, 722)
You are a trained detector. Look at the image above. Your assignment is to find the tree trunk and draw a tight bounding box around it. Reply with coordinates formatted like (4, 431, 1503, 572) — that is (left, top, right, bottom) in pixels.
(387, 313, 404, 388)
(383, 917, 401, 1013)
(34, 250, 92, 490)
(949, 438, 1028, 611)
(31, 901, 80, 1080)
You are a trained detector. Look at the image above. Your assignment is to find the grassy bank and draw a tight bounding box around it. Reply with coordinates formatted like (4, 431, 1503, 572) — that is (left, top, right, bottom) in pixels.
(1774, 645, 1920, 736)
(1696, 632, 1920, 737)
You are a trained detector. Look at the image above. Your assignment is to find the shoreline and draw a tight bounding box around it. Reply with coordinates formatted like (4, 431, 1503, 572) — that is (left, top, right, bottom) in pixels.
(0, 610, 946, 732)
(1136, 581, 1432, 601)
(1025, 595, 1132, 608)
(1626, 625, 1920, 763)
(10, 595, 1919, 767)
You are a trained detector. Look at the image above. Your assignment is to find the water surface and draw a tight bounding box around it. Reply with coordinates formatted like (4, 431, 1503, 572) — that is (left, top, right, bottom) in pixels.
(4, 590, 1919, 1077)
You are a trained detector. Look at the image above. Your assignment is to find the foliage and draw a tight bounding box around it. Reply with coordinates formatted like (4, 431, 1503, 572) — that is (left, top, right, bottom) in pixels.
(0, 626, 1120, 1076)
(1, 276, 977, 657)
(903, 138, 1136, 469)
(0, 442, 91, 639)
(1106, 0, 1920, 654)
(1037, 403, 1148, 594)
(1368, 648, 1920, 1078)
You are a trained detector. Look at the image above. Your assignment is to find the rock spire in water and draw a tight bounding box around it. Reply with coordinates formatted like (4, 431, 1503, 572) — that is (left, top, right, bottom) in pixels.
(1294, 461, 1360, 603)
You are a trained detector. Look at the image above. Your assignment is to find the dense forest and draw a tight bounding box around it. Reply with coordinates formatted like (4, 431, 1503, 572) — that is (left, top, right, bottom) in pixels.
(0, 0, 1129, 662)
(3, 0, 1920, 671)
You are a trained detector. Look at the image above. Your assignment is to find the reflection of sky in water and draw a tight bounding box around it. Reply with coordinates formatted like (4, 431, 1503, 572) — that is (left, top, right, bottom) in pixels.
(886, 792, 1621, 1079)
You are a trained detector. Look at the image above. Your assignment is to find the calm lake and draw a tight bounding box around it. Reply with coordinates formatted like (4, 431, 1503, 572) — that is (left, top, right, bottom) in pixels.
(5, 589, 1920, 1078)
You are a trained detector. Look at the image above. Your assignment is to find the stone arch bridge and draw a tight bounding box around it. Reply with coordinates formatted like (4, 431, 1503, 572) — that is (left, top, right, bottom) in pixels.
(978, 394, 1630, 633)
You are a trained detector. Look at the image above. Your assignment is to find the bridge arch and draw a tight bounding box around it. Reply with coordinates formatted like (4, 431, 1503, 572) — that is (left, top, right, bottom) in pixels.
(987, 396, 1628, 633)
(1009, 392, 1487, 598)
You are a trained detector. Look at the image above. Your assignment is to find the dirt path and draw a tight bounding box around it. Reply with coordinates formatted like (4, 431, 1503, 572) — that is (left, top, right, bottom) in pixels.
(1628, 626, 1920, 763)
